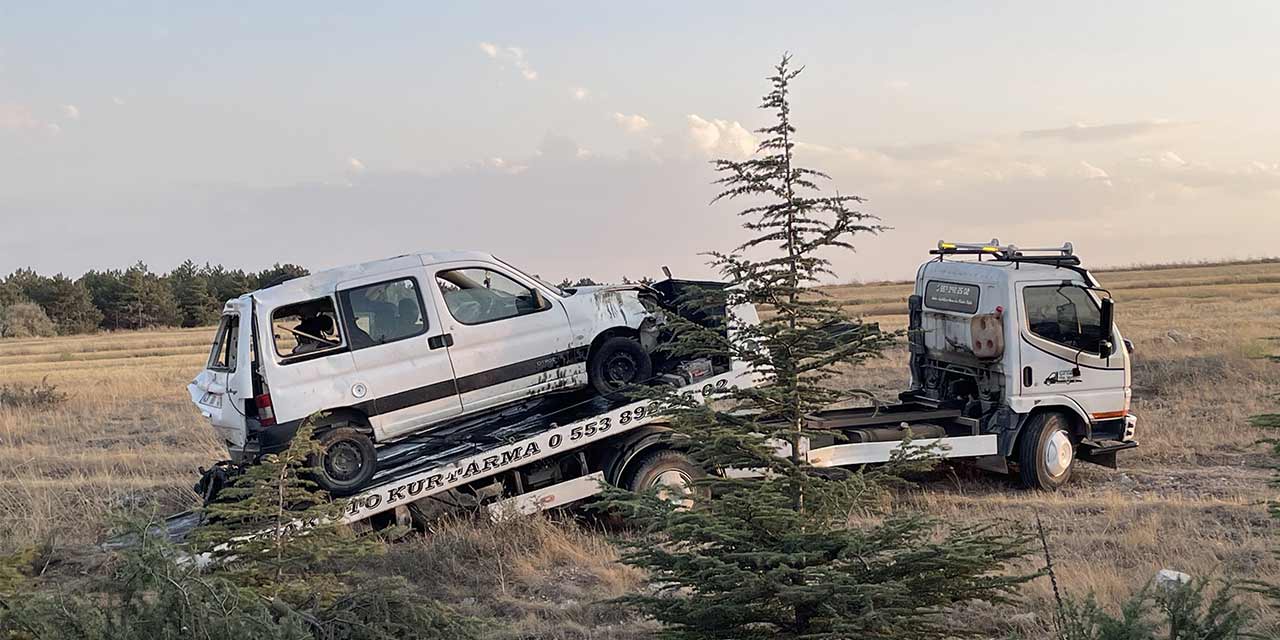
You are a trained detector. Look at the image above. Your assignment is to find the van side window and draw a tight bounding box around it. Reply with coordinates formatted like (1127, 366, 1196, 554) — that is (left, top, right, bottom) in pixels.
(339, 278, 428, 350)
(436, 268, 549, 325)
(272, 298, 344, 359)
(1023, 285, 1104, 352)
(209, 314, 239, 370)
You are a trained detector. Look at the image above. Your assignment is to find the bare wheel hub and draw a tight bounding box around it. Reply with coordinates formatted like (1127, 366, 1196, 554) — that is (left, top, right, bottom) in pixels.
(325, 441, 365, 482)
(1044, 430, 1073, 478)
(605, 353, 638, 386)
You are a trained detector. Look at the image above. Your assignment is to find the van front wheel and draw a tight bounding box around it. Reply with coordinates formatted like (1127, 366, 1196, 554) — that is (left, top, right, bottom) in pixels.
(311, 426, 377, 495)
(588, 337, 653, 401)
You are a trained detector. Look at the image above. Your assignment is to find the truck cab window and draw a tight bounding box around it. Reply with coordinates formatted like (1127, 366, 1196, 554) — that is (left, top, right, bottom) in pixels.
(272, 298, 343, 358)
(1023, 285, 1105, 353)
(208, 315, 239, 370)
(340, 278, 428, 349)
(436, 268, 549, 325)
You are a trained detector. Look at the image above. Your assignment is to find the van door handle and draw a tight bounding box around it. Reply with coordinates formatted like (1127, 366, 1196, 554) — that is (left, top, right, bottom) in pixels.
(428, 333, 454, 350)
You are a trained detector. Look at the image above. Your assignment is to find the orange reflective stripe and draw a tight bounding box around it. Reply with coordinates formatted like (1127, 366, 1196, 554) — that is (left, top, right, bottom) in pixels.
(1090, 410, 1128, 420)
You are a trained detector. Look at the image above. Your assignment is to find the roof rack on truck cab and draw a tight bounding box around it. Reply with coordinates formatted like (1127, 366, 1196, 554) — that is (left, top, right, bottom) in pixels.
(930, 239, 1080, 267)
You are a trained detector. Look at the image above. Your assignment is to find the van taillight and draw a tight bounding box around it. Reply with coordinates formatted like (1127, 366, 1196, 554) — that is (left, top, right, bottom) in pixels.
(254, 393, 276, 426)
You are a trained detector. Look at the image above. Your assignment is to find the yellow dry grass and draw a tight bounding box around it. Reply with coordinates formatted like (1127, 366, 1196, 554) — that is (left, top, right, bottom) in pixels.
(0, 261, 1277, 635)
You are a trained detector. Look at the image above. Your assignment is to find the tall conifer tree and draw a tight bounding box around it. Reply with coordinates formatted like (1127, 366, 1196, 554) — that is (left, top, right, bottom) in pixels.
(607, 54, 1034, 639)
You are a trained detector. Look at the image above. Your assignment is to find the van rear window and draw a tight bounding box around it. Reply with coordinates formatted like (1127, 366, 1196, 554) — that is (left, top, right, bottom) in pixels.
(272, 298, 344, 359)
(208, 315, 239, 370)
(924, 280, 980, 313)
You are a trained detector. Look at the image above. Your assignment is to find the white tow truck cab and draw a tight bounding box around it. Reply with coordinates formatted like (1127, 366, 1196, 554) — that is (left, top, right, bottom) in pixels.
(805, 240, 1136, 489)
(189, 251, 675, 494)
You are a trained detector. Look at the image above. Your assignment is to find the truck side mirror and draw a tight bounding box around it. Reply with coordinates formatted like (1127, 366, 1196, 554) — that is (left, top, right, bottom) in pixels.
(1097, 298, 1115, 358)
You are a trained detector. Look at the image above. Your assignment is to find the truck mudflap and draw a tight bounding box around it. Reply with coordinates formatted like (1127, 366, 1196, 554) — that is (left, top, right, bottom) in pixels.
(1077, 439, 1139, 469)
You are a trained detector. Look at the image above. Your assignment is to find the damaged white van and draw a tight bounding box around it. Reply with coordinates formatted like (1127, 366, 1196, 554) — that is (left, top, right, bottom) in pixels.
(189, 251, 668, 494)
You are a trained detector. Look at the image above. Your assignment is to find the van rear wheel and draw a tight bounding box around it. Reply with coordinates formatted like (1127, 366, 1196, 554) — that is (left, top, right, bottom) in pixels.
(311, 426, 377, 495)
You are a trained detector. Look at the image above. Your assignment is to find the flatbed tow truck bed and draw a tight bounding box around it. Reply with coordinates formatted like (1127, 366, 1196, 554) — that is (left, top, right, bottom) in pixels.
(152, 369, 1038, 543)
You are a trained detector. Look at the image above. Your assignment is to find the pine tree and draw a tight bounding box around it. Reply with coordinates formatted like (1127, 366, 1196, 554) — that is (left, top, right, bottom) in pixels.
(169, 259, 219, 327)
(254, 263, 310, 289)
(193, 423, 375, 607)
(118, 262, 181, 329)
(36, 274, 103, 334)
(205, 264, 254, 304)
(192, 421, 478, 637)
(604, 54, 1035, 639)
(79, 269, 128, 329)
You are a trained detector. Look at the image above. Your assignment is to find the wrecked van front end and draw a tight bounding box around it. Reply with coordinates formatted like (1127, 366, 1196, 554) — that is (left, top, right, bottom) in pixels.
(559, 283, 667, 351)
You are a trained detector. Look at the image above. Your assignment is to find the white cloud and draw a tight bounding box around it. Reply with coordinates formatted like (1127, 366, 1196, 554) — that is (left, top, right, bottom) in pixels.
(479, 41, 538, 81)
(62, 104, 80, 120)
(1158, 151, 1187, 168)
(571, 87, 589, 101)
(612, 112, 650, 133)
(0, 103, 40, 130)
(46, 123, 61, 135)
(1078, 161, 1113, 186)
(347, 157, 366, 172)
(112, 96, 126, 106)
(1022, 120, 1182, 142)
(886, 79, 910, 91)
(686, 114, 758, 159)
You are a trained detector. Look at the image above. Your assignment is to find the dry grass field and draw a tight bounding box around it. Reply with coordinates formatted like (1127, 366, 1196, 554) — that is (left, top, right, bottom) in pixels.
(1, 260, 1277, 636)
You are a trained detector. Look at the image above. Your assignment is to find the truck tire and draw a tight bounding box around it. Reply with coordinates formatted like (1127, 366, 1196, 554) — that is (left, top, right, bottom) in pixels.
(311, 426, 377, 496)
(627, 449, 707, 508)
(1016, 412, 1076, 491)
(589, 336, 653, 401)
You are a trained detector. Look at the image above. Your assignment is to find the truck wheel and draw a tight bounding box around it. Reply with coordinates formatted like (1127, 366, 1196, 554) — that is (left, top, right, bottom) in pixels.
(589, 337, 653, 400)
(1016, 412, 1076, 491)
(627, 449, 706, 508)
(311, 426, 377, 496)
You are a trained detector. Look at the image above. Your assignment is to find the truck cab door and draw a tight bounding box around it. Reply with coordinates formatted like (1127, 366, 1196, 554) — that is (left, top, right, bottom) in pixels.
(189, 298, 255, 449)
(337, 269, 463, 441)
(429, 262, 578, 414)
(1015, 281, 1129, 421)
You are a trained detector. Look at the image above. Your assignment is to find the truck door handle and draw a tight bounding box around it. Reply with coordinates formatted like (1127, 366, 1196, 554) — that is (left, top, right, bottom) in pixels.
(1023, 366, 1033, 387)
(428, 333, 454, 350)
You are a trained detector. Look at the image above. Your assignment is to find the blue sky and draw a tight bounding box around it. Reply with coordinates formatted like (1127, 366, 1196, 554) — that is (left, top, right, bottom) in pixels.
(3, 1, 1279, 282)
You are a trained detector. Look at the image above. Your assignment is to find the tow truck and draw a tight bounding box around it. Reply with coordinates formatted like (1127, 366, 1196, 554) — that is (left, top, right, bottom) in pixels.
(170, 240, 1136, 536)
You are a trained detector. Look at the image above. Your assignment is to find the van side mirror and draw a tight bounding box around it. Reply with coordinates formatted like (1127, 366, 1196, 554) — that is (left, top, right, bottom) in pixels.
(1097, 297, 1115, 358)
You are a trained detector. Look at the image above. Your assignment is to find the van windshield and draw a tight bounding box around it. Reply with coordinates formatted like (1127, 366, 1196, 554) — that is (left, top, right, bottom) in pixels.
(209, 314, 239, 370)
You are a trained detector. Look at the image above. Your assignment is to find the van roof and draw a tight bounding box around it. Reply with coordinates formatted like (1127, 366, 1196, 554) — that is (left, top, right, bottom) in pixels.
(250, 250, 498, 308)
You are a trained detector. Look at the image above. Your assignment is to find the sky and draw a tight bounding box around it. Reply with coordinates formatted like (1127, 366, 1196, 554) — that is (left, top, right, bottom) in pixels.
(3, 1, 1279, 284)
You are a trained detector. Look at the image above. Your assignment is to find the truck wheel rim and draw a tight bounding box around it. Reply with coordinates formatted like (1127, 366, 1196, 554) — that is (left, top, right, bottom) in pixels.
(1045, 431, 1073, 478)
(650, 469, 693, 508)
(326, 441, 364, 482)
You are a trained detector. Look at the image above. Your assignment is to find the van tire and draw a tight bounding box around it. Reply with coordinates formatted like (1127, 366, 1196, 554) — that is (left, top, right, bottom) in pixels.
(311, 426, 377, 496)
(1016, 412, 1075, 491)
(588, 337, 653, 401)
(626, 449, 707, 506)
